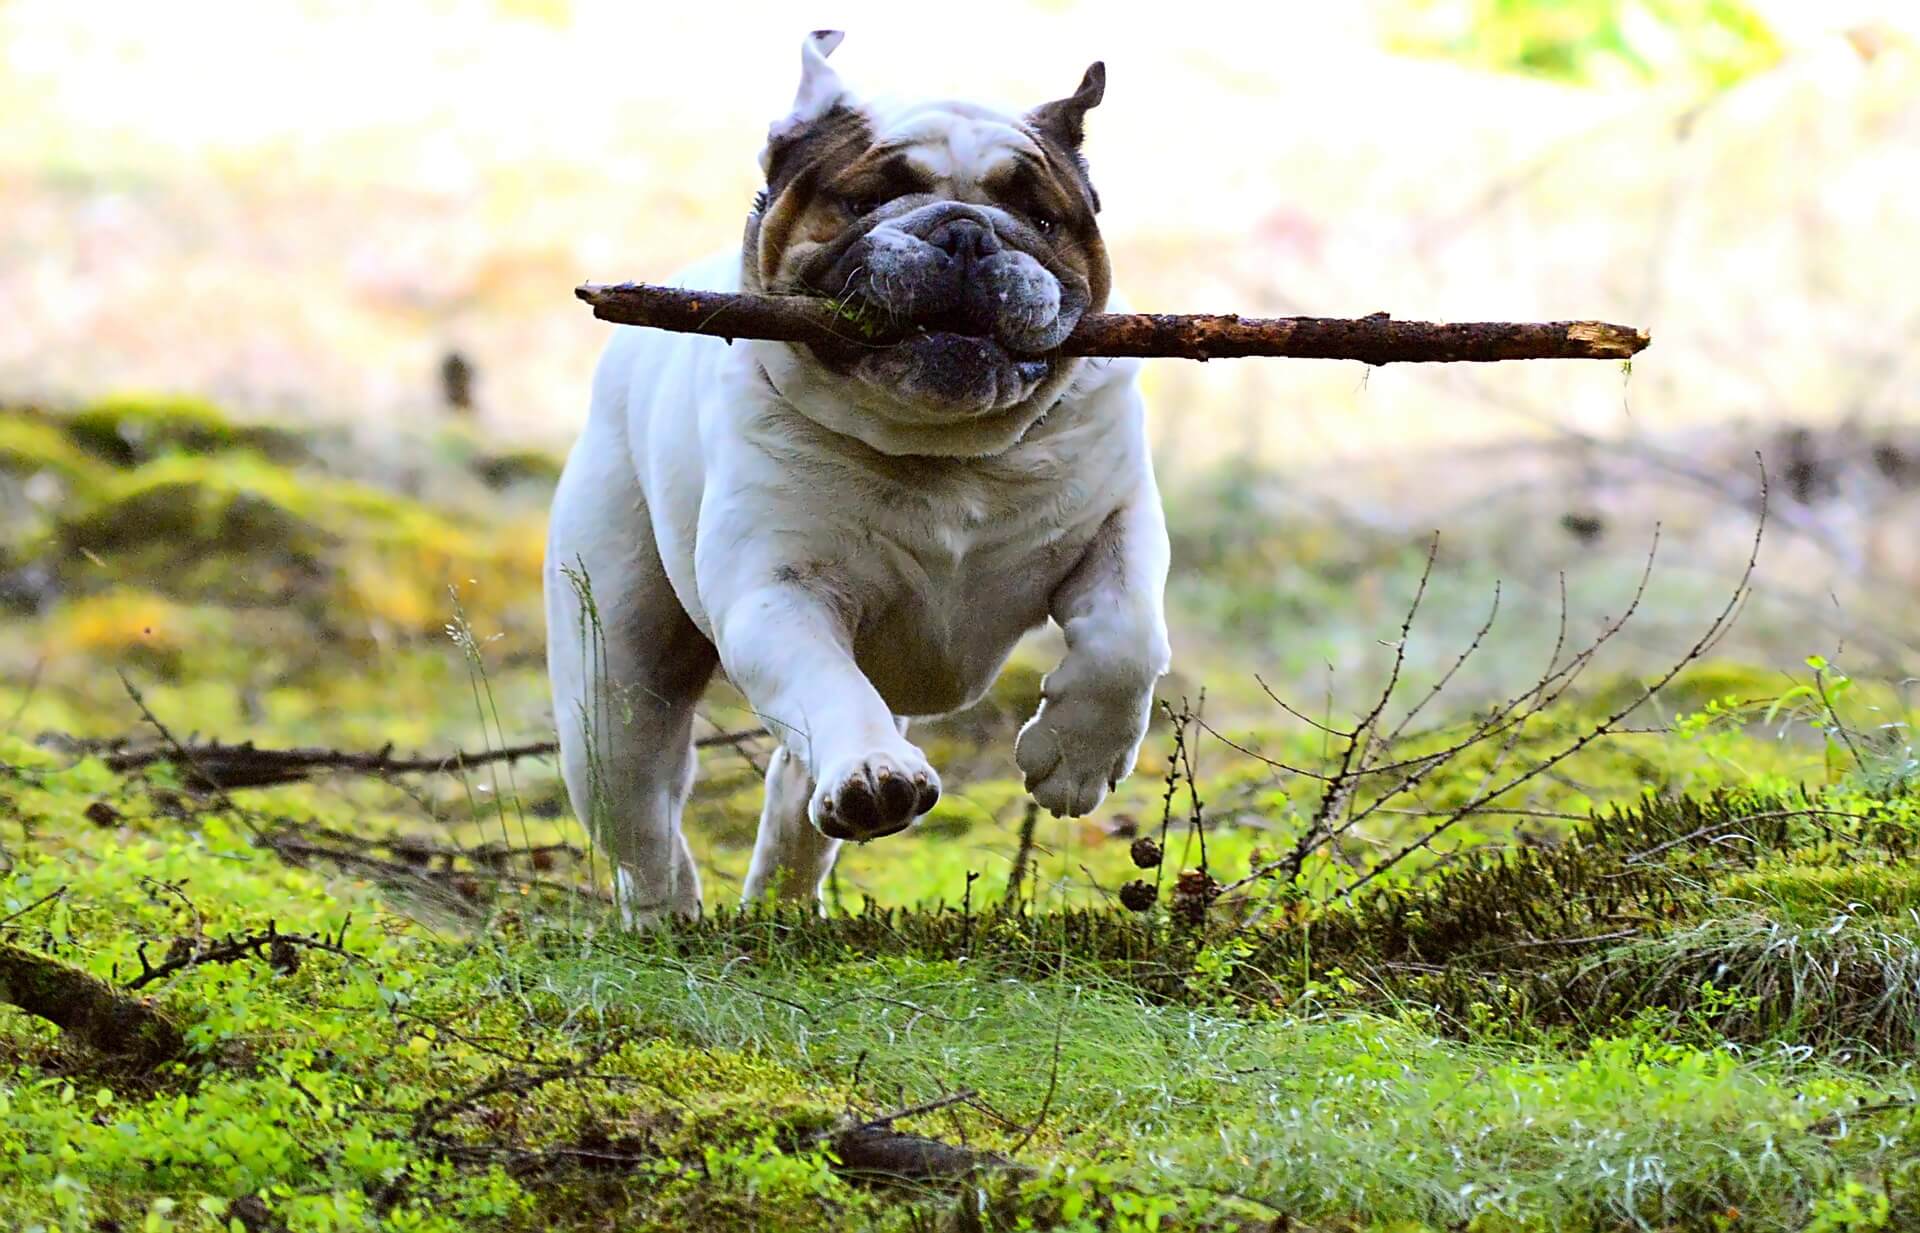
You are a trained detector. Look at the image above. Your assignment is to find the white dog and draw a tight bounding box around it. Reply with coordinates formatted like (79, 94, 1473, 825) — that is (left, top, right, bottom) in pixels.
(545, 31, 1170, 923)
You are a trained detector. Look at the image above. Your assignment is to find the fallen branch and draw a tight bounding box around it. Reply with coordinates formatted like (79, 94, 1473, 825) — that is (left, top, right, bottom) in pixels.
(53, 729, 763, 791)
(819, 1087, 1028, 1185)
(827, 1123, 1023, 1183)
(123, 919, 363, 991)
(261, 828, 613, 912)
(119, 670, 241, 816)
(0, 941, 185, 1066)
(577, 282, 1650, 365)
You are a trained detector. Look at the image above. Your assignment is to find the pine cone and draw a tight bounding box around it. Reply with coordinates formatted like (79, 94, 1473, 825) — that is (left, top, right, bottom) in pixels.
(1170, 869, 1221, 926)
(268, 935, 302, 976)
(1128, 836, 1163, 869)
(1118, 880, 1157, 912)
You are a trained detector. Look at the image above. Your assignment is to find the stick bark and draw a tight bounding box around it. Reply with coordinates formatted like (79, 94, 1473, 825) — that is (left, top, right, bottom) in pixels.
(577, 282, 1649, 365)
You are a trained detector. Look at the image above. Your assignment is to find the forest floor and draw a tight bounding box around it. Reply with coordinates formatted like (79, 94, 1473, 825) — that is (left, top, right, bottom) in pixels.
(3, 396, 1919, 1232)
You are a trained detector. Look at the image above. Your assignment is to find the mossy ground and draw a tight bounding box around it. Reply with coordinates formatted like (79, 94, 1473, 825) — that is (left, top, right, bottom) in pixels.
(2, 399, 1918, 1232)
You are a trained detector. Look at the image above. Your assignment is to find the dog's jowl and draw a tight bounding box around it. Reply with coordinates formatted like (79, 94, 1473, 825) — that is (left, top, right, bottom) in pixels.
(545, 31, 1170, 924)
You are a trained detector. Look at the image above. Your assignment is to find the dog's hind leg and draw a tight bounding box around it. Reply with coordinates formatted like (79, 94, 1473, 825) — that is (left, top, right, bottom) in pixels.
(546, 425, 716, 927)
(741, 717, 916, 909)
(741, 744, 839, 908)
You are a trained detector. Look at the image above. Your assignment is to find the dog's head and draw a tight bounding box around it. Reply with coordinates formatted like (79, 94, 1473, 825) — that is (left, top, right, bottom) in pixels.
(743, 31, 1112, 456)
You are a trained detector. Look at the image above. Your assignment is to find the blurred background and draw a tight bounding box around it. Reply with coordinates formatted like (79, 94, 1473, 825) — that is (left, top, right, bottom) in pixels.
(2, 0, 1916, 903)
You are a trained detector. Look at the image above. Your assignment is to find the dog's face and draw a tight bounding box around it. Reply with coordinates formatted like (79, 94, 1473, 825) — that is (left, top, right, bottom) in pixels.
(743, 32, 1112, 456)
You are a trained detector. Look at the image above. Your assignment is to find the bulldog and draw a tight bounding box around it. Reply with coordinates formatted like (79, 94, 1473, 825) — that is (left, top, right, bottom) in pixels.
(546, 31, 1170, 923)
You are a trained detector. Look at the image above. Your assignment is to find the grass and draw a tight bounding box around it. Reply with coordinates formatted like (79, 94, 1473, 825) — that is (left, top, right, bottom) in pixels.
(504, 934, 1916, 1229)
(3, 397, 1920, 1230)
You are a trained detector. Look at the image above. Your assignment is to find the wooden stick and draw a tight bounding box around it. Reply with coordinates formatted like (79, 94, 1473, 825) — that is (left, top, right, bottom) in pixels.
(576, 281, 1649, 365)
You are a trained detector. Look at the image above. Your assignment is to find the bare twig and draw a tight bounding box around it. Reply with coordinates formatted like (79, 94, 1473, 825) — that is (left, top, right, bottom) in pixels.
(117, 671, 243, 818)
(123, 919, 363, 991)
(58, 729, 765, 791)
(0, 886, 66, 930)
(577, 282, 1651, 365)
(1005, 800, 1041, 907)
(1335, 462, 1767, 900)
(412, 1041, 623, 1139)
(1220, 460, 1769, 902)
(848, 1088, 980, 1132)
(1808, 1099, 1920, 1137)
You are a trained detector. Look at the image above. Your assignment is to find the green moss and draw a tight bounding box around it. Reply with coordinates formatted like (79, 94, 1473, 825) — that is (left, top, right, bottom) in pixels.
(42, 450, 544, 642)
(65, 464, 330, 559)
(1720, 861, 1920, 921)
(0, 413, 113, 577)
(63, 394, 300, 468)
(473, 447, 564, 491)
(0, 413, 104, 486)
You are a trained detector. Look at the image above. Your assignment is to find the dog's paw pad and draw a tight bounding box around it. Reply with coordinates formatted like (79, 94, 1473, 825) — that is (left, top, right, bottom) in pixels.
(811, 747, 941, 841)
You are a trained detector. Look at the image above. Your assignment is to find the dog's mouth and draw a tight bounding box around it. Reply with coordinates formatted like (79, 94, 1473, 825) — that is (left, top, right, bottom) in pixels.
(806, 299, 1052, 362)
(783, 205, 1092, 417)
(881, 326, 1054, 383)
(804, 296, 1049, 356)
(798, 305, 1056, 416)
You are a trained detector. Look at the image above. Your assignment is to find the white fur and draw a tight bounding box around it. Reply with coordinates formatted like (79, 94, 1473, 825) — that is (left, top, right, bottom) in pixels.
(878, 101, 1043, 186)
(547, 62, 1170, 926)
(763, 29, 848, 158)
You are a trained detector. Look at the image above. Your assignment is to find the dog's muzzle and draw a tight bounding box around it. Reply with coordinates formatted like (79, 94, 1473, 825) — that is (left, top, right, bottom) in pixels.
(804, 202, 1091, 415)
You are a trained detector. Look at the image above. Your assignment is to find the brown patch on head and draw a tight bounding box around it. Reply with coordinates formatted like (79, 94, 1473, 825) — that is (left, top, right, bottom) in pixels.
(746, 104, 875, 294)
(984, 144, 1110, 314)
(1016, 61, 1111, 312)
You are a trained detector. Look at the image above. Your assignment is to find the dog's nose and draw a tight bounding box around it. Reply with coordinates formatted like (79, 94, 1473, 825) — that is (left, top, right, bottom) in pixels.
(928, 216, 1001, 270)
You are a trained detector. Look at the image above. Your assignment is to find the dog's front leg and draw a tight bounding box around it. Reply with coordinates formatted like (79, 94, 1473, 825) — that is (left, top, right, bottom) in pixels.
(1016, 493, 1172, 817)
(714, 582, 941, 843)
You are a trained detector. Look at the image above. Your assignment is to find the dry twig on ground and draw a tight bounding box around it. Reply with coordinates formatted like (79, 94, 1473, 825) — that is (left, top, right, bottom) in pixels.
(122, 919, 363, 991)
(822, 1088, 1029, 1184)
(577, 282, 1650, 365)
(49, 729, 763, 791)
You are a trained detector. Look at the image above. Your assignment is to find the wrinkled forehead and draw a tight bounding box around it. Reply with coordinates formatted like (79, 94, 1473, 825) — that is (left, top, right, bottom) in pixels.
(865, 99, 1043, 186)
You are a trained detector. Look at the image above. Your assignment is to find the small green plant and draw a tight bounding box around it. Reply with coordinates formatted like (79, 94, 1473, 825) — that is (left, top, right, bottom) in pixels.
(822, 294, 889, 341)
(1804, 1178, 1895, 1233)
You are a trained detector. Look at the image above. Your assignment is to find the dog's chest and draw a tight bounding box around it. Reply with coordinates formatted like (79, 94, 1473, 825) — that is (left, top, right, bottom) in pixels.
(836, 448, 1103, 714)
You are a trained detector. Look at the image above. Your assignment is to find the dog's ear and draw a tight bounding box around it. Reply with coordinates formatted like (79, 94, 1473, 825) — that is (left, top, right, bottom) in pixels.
(1026, 61, 1105, 150)
(760, 30, 851, 174)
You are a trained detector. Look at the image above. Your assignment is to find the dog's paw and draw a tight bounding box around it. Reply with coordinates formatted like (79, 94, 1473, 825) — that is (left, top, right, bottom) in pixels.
(1015, 690, 1151, 818)
(810, 745, 942, 841)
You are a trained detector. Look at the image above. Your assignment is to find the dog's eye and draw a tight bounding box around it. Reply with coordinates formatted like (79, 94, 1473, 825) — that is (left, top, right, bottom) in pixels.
(843, 194, 887, 218)
(1032, 210, 1059, 235)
